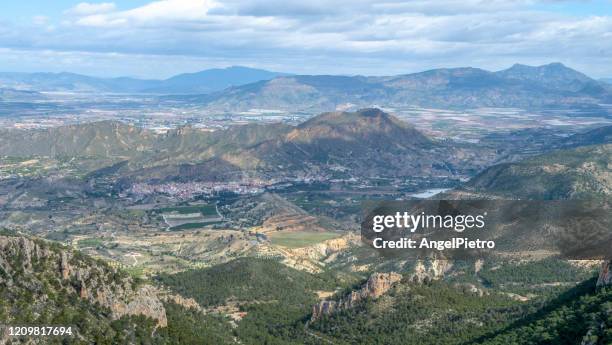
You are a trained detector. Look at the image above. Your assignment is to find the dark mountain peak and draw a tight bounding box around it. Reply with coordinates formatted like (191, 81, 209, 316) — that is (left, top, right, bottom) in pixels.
(299, 108, 399, 128)
(496, 62, 599, 92)
(356, 107, 388, 118)
(290, 108, 430, 147)
(149, 66, 288, 94)
(498, 62, 590, 80)
(545, 61, 567, 68)
(165, 65, 285, 81)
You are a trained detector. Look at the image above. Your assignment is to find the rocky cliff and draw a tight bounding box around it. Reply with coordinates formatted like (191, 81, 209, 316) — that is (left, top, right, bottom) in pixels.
(0, 235, 167, 327)
(409, 259, 453, 283)
(597, 260, 612, 287)
(311, 272, 402, 321)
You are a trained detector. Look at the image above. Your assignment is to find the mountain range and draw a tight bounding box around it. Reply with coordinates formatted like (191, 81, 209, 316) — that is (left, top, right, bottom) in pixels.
(0, 66, 288, 94)
(197, 63, 612, 112)
(0, 109, 493, 182)
(2, 63, 611, 115)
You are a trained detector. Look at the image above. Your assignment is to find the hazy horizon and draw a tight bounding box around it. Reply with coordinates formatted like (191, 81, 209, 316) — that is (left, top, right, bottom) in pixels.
(1, 61, 603, 80)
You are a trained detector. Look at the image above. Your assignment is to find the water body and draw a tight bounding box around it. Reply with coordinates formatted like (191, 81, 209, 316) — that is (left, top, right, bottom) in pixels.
(409, 188, 451, 199)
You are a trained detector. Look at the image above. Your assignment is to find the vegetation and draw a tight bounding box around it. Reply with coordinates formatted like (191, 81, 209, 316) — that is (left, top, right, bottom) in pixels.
(157, 257, 339, 307)
(478, 258, 597, 295)
(476, 279, 612, 345)
(153, 204, 218, 216)
(268, 231, 341, 248)
(466, 144, 611, 200)
(162, 302, 235, 345)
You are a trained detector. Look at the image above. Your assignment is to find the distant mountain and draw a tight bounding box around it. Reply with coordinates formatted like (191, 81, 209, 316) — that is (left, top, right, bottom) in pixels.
(2, 64, 610, 112)
(0, 66, 288, 94)
(0, 87, 45, 101)
(0, 72, 156, 93)
(601, 78, 612, 85)
(200, 63, 612, 113)
(496, 62, 601, 92)
(145, 66, 289, 94)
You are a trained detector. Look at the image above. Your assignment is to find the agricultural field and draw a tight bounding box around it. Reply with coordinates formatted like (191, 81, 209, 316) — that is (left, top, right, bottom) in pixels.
(152, 203, 223, 229)
(268, 230, 342, 248)
(154, 204, 219, 216)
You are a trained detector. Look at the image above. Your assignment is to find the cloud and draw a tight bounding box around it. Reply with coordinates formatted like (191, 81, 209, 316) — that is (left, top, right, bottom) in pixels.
(0, 0, 611, 78)
(65, 2, 117, 16)
(74, 0, 219, 27)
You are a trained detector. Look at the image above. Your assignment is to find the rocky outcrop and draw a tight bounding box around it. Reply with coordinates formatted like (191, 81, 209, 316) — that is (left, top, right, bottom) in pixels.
(597, 260, 612, 287)
(409, 259, 453, 283)
(285, 233, 359, 260)
(311, 272, 402, 321)
(0, 235, 167, 327)
(162, 292, 203, 312)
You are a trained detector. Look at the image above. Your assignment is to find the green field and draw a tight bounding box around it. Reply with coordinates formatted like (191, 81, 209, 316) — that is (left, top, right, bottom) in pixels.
(269, 231, 341, 248)
(170, 221, 221, 231)
(155, 204, 218, 216)
(77, 238, 106, 248)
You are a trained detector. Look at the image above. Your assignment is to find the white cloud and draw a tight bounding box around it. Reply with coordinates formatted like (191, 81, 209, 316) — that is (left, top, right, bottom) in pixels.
(0, 0, 611, 77)
(65, 2, 117, 16)
(74, 0, 220, 27)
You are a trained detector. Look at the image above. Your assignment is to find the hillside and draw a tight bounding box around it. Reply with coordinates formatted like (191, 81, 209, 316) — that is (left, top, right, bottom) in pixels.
(309, 275, 610, 345)
(157, 257, 338, 307)
(158, 257, 349, 344)
(0, 121, 156, 157)
(560, 125, 612, 148)
(0, 88, 45, 102)
(475, 278, 612, 345)
(461, 144, 611, 199)
(0, 233, 166, 343)
(0, 232, 240, 345)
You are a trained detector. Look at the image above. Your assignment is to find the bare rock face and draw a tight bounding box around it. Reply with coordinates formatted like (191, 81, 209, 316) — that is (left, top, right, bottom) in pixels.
(409, 259, 452, 283)
(311, 300, 338, 320)
(162, 292, 203, 311)
(363, 272, 403, 299)
(311, 272, 402, 321)
(110, 286, 167, 328)
(597, 260, 612, 287)
(0, 235, 167, 327)
(288, 234, 358, 261)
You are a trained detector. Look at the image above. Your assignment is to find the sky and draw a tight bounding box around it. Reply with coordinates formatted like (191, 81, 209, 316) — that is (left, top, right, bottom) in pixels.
(0, 0, 611, 79)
